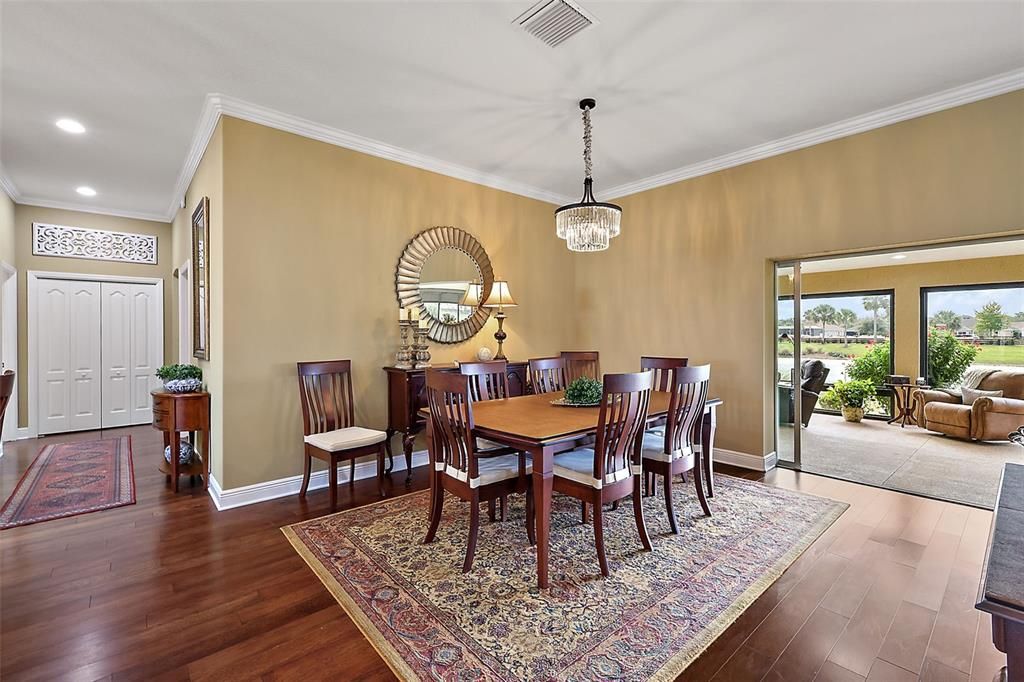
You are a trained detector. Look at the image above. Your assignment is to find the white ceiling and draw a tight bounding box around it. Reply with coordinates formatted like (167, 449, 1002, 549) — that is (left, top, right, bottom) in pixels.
(2, 1, 1023, 222)
(802, 238, 1024, 273)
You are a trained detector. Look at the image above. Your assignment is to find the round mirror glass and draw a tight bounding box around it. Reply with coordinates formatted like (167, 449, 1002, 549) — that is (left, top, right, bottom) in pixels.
(418, 248, 481, 325)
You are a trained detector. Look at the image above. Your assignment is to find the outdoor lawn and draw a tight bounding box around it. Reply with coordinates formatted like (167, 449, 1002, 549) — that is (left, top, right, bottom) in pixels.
(778, 339, 1024, 366)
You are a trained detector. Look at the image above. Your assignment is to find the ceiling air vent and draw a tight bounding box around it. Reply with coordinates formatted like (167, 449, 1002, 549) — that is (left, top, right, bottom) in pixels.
(513, 0, 597, 48)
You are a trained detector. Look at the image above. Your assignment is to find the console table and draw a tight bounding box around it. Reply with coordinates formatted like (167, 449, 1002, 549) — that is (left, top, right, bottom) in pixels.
(383, 362, 528, 481)
(151, 391, 211, 492)
(976, 462, 1024, 681)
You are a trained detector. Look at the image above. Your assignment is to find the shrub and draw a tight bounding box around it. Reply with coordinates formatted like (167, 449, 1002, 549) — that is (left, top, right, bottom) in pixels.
(564, 377, 602, 405)
(156, 364, 203, 382)
(927, 329, 978, 387)
(847, 341, 890, 387)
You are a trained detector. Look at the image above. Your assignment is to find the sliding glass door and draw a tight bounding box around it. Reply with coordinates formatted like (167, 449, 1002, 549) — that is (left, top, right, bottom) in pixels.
(775, 263, 800, 467)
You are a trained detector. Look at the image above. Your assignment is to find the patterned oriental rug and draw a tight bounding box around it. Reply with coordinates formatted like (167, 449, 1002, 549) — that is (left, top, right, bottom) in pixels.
(284, 475, 847, 681)
(0, 436, 135, 530)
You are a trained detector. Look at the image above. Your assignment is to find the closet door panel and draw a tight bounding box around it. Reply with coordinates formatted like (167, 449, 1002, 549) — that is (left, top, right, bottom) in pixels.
(101, 283, 132, 428)
(37, 281, 71, 434)
(67, 282, 102, 432)
(129, 284, 162, 424)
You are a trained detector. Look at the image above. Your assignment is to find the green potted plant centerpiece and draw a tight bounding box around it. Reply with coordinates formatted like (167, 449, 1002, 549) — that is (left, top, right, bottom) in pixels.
(156, 364, 203, 393)
(557, 377, 603, 407)
(823, 379, 875, 422)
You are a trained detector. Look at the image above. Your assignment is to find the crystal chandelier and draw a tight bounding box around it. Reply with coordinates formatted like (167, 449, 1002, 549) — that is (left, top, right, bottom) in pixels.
(555, 98, 622, 252)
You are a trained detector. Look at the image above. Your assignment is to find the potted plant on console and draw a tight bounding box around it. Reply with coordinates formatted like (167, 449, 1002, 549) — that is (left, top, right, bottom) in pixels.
(156, 364, 203, 393)
(823, 379, 876, 422)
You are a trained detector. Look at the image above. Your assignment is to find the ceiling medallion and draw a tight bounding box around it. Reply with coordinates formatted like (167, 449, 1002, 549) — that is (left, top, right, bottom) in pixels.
(555, 98, 622, 253)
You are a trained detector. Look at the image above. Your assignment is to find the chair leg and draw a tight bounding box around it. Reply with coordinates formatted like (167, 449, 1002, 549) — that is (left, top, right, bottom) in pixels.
(328, 457, 338, 510)
(349, 457, 356, 486)
(464, 493, 481, 573)
(593, 492, 609, 577)
(500, 495, 507, 522)
(384, 434, 394, 476)
(703, 448, 715, 498)
(611, 500, 620, 511)
(694, 452, 711, 517)
(423, 484, 444, 544)
(488, 499, 497, 522)
(663, 469, 680, 534)
(299, 453, 312, 497)
(581, 502, 589, 525)
(377, 445, 386, 497)
(525, 486, 536, 546)
(633, 479, 653, 551)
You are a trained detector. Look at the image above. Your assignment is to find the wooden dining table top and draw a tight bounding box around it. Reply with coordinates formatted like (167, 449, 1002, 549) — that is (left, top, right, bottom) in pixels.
(420, 391, 723, 446)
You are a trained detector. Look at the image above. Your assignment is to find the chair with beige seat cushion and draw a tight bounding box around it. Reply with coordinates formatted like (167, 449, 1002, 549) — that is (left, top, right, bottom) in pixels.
(422, 370, 534, 573)
(551, 370, 654, 577)
(297, 360, 390, 508)
(917, 369, 1024, 441)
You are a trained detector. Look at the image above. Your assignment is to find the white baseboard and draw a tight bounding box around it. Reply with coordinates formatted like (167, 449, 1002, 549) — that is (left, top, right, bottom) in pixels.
(714, 448, 777, 472)
(208, 449, 430, 511)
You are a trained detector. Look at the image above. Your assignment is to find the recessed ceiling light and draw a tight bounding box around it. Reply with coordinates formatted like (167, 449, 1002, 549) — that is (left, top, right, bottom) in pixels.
(76, 186, 97, 197)
(56, 118, 86, 134)
(891, 254, 907, 260)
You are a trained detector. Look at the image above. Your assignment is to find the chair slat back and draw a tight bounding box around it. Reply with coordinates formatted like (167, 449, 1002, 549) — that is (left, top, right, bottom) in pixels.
(663, 365, 711, 457)
(562, 351, 601, 384)
(296, 360, 355, 436)
(528, 357, 568, 394)
(459, 360, 509, 401)
(425, 370, 477, 479)
(593, 371, 653, 482)
(640, 356, 689, 392)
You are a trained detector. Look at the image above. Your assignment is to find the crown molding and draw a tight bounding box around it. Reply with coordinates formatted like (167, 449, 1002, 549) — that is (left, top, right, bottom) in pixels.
(0, 164, 19, 202)
(166, 92, 572, 220)
(14, 196, 170, 223)
(605, 68, 1024, 200)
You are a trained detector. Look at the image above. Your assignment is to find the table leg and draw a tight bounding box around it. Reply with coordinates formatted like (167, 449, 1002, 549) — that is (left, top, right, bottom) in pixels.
(888, 387, 906, 425)
(701, 405, 717, 498)
(403, 431, 416, 484)
(201, 428, 211, 491)
(530, 444, 555, 589)
(425, 417, 436, 521)
(170, 430, 181, 493)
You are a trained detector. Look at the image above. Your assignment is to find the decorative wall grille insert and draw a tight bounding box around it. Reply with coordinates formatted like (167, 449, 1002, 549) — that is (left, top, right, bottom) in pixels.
(32, 223, 158, 265)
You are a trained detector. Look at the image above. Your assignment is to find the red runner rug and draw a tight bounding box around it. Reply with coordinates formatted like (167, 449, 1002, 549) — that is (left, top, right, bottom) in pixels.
(0, 436, 135, 530)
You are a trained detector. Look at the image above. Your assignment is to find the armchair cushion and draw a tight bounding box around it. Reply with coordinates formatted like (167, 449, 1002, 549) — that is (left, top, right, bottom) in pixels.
(972, 396, 1024, 441)
(923, 402, 972, 440)
(915, 388, 961, 425)
(305, 426, 387, 452)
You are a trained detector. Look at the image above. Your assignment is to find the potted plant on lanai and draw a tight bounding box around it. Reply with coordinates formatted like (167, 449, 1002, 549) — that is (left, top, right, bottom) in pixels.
(823, 379, 876, 423)
(156, 364, 203, 393)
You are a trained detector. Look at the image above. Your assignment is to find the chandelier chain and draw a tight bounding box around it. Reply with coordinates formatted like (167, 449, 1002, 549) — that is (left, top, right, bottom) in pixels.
(582, 105, 592, 179)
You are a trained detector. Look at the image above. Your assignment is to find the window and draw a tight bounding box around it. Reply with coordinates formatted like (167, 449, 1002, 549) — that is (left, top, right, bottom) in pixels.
(921, 282, 1024, 386)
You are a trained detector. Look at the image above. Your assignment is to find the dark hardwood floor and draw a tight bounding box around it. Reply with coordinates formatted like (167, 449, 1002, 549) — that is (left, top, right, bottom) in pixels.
(0, 426, 1007, 681)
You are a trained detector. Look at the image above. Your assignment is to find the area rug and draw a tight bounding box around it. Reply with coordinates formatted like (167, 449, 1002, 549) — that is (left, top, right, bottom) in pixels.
(283, 475, 847, 681)
(0, 436, 135, 529)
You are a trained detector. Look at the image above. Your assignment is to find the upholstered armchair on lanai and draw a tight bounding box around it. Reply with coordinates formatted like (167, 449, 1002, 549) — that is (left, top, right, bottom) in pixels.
(779, 360, 830, 427)
(916, 369, 1024, 441)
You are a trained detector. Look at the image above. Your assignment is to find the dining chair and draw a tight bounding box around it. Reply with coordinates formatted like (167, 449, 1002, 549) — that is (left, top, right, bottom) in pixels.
(640, 356, 689, 436)
(296, 360, 390, 508)
(561, 351, 601, 384)
(423, 370, 534, 572)
(641, 364, 712, 531)
(459, 360, 516, 521)
(528, 357, 568, 394)
(551, 370, 654, 577)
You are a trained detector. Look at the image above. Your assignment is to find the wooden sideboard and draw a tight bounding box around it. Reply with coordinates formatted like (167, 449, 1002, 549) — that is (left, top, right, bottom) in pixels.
(383, 362, 529, 481)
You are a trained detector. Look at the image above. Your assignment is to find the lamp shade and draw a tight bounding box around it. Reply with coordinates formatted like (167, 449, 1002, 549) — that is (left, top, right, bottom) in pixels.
(483, 280, 517, 308)
(460, 281, 482, 307)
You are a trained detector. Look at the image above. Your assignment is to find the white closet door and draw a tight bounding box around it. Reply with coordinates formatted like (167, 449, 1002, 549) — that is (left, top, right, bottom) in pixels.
(67, 281, 102, 432)
(101, 282, 132, 428)
(129, 283, 162, 424)
(37, 280, 72, 434)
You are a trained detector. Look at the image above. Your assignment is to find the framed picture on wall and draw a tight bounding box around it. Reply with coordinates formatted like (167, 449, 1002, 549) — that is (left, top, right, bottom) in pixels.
(191, 197, 211, 360)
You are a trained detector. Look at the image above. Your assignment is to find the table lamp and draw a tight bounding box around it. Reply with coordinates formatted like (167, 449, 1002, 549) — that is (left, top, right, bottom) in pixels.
(483, 280, 517, 360)
(461, 281, 482, 308)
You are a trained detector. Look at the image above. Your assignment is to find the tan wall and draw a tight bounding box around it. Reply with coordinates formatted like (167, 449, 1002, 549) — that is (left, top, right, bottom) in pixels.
(217, 116, 577, 488)
(574, 91, 1024, 459)
(169, 120, 225, 482)
(13, 205, 173, 426)
(795, 255, 1024, 378)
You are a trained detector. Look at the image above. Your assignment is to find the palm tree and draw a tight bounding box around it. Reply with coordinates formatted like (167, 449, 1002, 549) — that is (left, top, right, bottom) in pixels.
(806, 304, 836, 338)
(930, 309, 962, 332)
(836, 308, 857, 344)
(862, 296, 889, 339)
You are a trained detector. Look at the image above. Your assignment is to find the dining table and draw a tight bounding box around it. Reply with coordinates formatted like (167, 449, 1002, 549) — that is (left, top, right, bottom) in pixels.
(422, 390, 723, 589)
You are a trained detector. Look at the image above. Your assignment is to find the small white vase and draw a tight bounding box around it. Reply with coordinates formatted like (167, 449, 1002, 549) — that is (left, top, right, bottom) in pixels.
(841, 406, 865, 422)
